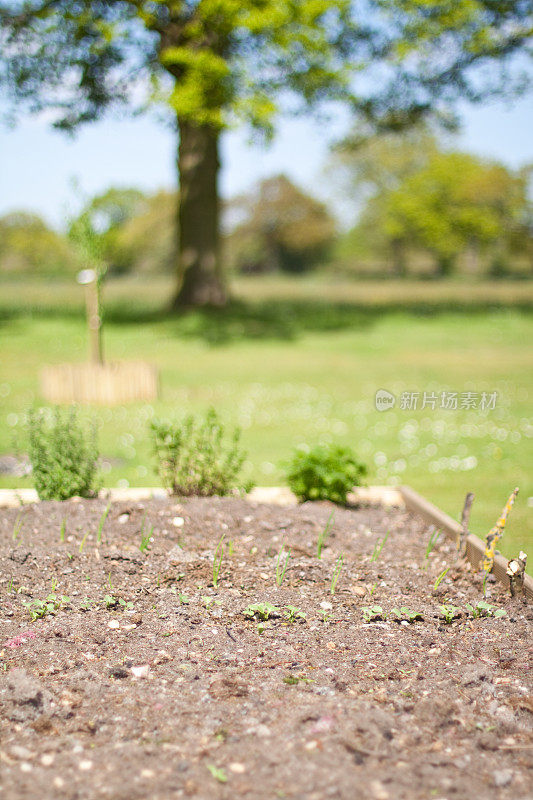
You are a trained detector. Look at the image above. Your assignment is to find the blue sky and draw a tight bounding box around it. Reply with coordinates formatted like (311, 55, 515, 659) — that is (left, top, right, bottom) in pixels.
(0, 94, 532, 230)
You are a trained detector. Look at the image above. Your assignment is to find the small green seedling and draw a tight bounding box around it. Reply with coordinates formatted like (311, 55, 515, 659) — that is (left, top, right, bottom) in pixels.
(212, 534, 225, 588)
(103, 594, 117, 609)
(96, 502, 111, 545)
(24, 591, 70, 621)
(391, 606, 424, 623)
(439, 603, 461, 624)
(12, 512, 24, 542)
(362, 605, 385, 623)
(370, 530, 389, 563)
(139, 515, 153, 553)
(118, 598, 134, 611)
(59, 517, 67, 542)
(283, 674, 314, 686)
(227, 539, 234, 556)
(318, 608, 332, 624)
(369, 582, 377, 596)
(243, 602, 280, 621)
(276, 549, 290, 587)
(465, 600, 506, 619)
(179, 593, 190, 604)
(80, 597, 92, 611)
(424, 529, 441, 566)
(317, 512, 334, 559)
(433, 567, 450, 590)
(330, 553, 344, 596)
(79, 531, 90, 553)
(284, 605, 306, 623)
(206, 764, 227, 784)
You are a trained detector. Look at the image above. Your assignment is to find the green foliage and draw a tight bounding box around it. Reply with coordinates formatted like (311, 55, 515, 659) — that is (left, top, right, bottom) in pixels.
(362, 605, 385, 623)
(275, 549, 290, 587)
(465, 601, 506, 619)
(28, 408, 100, 501)
(0, 212, 75, 276)
(23, 587, 69, 621)
(243, 602, 280, 621)
(286, 443, 366, 504)
(439, 604, 461, 624)
(150, 408, 249, 497)
(284, 606, 306, 623)
(226, 175, 336, 274)
(390, 606, 423, 623)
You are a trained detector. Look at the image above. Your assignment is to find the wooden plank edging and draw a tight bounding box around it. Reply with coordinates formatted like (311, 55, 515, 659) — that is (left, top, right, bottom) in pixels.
(399, 485, 532, 601)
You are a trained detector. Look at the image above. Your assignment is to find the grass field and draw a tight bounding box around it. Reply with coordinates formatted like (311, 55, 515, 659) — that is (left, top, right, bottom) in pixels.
(1, 274, 532, 565)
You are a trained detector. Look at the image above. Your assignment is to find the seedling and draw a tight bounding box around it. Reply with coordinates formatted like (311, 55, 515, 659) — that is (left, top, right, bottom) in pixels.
(362, 605, 385, 623)
(317, 512, 334, 559)
(275, 549, 290, 587)
(243, 602, 280, 621)
(284, 605, 306, 623)
(439, 603, 461, 624)
(390, 606, 423, 623)
(228, 539, 234, 557)
(465, 600, 506, 619)
(96, 502, 111, 545)
(12, 512, 24, 542)
(433, 567, 450, 590)
(370, 530, 389, 563)
(318, 608, 332, 624)
(139, 516, 153, 553)
(330, 553, 344, 596)
(212, 534, 225, 588)
(24, 590, 70, 621)
(80, 597, 92, 611)
(369, 582, 377, 596)
(118, 598, 134, 611)
(179, 593, 190, 604)
(206, 764, 227, 784)
(103, 594, 117, 609)
(283, 674, 314, 685)
(79, 530, 90, 553)
(424, 528, 441, 566)
(59, 517, 67, 542)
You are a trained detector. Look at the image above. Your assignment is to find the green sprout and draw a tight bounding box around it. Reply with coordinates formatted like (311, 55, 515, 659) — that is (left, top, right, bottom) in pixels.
(139, 515, 153, 553)
(212, 534, 225, 588)
(79, 530, 90, 553)
(330, 553, 344, 596)
(284, 605, 306, 623)
(12, 512, 24, 542)
(59, 517, 67, 542)
(433, 567, 450, 590)
(362, 605, 385, 623)
(370, 530, 389, 563)
(466, 600, 506, 619)
(317, 512, 334, 559)
(96, 502, 111, 545)
(24, 590, 70, 621)
(206, 765, 227, 784)
(390, 606, 423, 623)
(439, 603, 461, 624)
(275, 549, 290, 587)
(243, 602, 280, 621)
(80, 597, 92, 611)
(424, 529, 441, 566)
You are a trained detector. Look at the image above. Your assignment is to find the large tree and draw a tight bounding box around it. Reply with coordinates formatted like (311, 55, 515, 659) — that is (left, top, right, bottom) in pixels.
(1, 1, 532, 306)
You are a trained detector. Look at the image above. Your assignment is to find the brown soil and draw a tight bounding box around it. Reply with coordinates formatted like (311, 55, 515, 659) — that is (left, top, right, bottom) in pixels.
(1, 497, 531, 800)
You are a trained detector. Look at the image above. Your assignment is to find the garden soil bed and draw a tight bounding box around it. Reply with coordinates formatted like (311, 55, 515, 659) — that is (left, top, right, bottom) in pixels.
(1, 497, 531, 800)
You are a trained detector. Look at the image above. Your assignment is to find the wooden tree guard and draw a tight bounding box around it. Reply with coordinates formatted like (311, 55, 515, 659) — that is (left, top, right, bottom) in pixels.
(40, 361, 158, 405)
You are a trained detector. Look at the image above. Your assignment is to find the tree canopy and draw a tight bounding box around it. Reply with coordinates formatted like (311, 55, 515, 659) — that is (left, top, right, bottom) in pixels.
(1, 1, 532, 303)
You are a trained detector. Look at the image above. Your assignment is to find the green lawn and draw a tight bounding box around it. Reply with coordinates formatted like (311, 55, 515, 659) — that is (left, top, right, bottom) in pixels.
(1, 275, 531, 565)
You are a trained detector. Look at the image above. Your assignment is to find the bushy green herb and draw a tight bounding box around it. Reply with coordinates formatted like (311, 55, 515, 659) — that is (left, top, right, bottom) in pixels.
(285, 443, 366, 504)
(28, 407, 99, 501)
(150, 408, 249, 496)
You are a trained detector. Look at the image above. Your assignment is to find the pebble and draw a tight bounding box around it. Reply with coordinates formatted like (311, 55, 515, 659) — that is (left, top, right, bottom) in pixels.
(493, 770, 512, 788)
(53, 777, 64, 788)
(118, 514, 129, 524)
(19, 762, 32, 773)
(41, 754, 55, 767)
(79, 760, 93, 771)
(229, 763, 246, 774)
(172, 517, 185, 527)
(320, 601, 333, 610)
(10, 745, 32, 760)
(369, 780, 389, 799)
(131, 665, 150, 679)
(141, 769, 155, 778)
(107, 620, 120, 629)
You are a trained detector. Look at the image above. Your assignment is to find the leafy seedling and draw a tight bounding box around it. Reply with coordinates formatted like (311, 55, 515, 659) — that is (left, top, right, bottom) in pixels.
(179, 593, 190, 604)
(80, 597, 92, 611)
(243, 602, 280, 621)
(439, 603, 461, 624)
(362, 605, 385, 623)
(212, 534, 225, 588)
(276, 549, 290, 587)
(370, 530, 389, 563)
(24, 592, 69, 621)
(284, 605, 306, 623)
(466, 600, 506, 619)
(206, 764, 227, 784)
(317, 512, 334, 559)
(103, 594, 117, 609)
(330, 553, 344, 596)
(391, 606, 424, 623)
(318, 608, 332, 624)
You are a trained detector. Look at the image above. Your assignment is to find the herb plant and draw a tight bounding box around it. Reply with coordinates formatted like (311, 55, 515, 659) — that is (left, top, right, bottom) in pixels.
(286, 443, 366, 504)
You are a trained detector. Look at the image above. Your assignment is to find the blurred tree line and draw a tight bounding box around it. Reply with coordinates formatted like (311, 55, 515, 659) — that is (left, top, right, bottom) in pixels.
(1, 134, 531, 280)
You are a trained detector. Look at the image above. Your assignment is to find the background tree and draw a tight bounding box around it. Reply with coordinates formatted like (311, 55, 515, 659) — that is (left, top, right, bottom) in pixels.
(0, 212, 75, 275)
(226, 175, 336, 274)
(1, 1, 532, 306)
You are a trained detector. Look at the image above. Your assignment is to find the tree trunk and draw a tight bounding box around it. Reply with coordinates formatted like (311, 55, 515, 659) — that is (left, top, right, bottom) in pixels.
(391, 237, 406, 277)
(172, 119, 227, 308)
